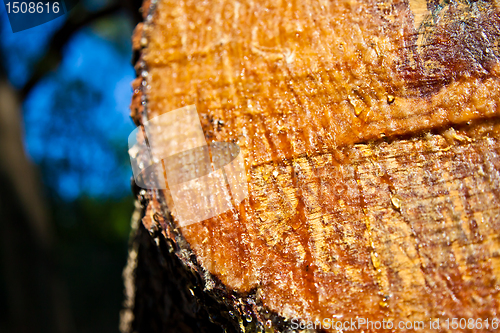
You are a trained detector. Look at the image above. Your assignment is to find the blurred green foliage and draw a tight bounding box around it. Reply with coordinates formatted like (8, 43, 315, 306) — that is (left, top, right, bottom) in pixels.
(53, 196, 133, 333)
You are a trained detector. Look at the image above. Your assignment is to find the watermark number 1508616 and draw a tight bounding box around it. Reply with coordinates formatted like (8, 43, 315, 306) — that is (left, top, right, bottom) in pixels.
(5, 2, 60, 14)
(2, 0, 78, 32)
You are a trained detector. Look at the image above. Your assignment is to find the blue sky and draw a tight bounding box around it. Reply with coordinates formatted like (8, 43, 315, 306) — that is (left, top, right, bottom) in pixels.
(0, 3, 136, 200)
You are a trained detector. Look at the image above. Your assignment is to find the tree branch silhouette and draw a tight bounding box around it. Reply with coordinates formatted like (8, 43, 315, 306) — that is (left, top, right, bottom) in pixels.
(20, 2, 122, 98)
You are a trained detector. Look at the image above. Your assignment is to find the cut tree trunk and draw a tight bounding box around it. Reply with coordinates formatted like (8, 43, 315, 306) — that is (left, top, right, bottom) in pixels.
(121, 0, 500, 332)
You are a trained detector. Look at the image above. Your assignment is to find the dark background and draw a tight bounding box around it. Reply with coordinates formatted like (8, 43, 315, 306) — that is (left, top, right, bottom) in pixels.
(0, 1, 142, 332)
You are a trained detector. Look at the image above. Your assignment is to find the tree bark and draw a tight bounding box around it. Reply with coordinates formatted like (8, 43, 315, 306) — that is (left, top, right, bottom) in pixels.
(122, 0, 500, 332)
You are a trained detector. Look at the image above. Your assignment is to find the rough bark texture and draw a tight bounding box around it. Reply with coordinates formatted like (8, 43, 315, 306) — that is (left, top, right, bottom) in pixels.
(121, 0, 500, 332)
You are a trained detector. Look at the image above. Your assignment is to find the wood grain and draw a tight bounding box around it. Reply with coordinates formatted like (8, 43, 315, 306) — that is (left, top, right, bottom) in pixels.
(127, 0, 500, 331)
